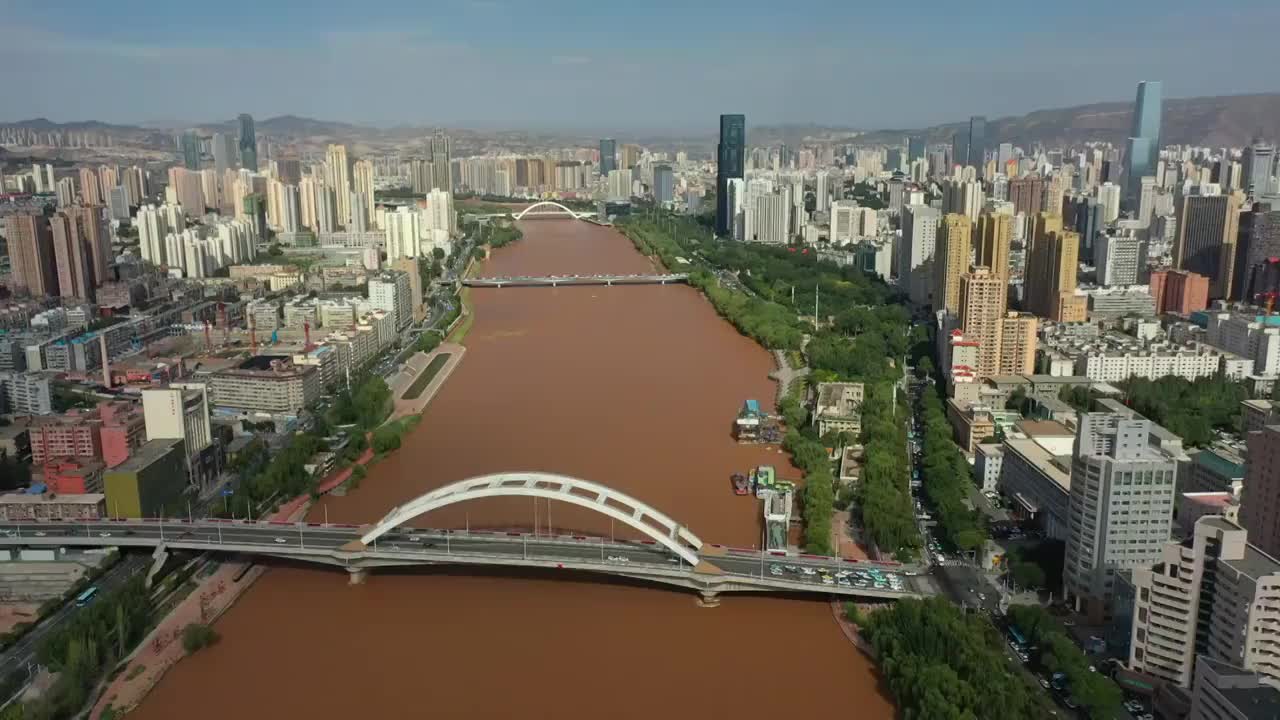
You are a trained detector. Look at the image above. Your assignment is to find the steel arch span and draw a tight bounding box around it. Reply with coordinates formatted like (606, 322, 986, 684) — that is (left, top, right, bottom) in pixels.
(362, 472, 704, 564)
(514, 201, 580, 220)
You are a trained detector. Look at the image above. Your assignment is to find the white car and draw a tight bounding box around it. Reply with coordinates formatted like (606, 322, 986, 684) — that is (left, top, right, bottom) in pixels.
(801, 567, 817, 576)
(821, 575, 835, 585)
(273, 537, 288, 544)
(99, 532, 112, 538)
(606, 555, 629, 563)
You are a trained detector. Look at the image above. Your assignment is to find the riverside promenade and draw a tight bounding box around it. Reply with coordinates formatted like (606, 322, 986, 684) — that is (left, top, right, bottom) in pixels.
(389, 343, 466, 420)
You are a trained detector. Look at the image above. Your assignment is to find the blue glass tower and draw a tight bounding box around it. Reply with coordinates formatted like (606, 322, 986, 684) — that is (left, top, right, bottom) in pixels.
(599, 139, 616, 176)
(1126, 81, 1162, 207)
(715, 114, 745, 236)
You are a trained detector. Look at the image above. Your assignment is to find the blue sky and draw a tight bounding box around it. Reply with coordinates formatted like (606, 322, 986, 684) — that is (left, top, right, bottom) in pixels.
(2, 0, 1277, 132)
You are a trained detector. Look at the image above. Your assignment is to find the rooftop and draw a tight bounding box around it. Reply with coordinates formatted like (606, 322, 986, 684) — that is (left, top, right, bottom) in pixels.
(108, 438, 181, 473)
(0, 492, 105, 505)
(1199, 657, 1280, 720)
(1004, 437, 1072, 494)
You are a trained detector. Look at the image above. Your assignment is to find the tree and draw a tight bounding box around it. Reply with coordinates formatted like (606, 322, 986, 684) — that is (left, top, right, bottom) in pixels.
(267, 242, 284, 257)
(1010, 561, 1046, 590)
(181, 623, 219, 653)
(432, 247, 446, 261)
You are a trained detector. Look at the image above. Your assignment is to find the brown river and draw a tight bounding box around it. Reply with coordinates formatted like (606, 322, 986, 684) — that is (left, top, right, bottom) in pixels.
(131, 219, 895, 719)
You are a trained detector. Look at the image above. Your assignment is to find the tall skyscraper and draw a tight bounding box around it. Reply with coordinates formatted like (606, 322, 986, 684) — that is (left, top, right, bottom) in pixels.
(181, 130, 201, 171)
(1094, 229, 1143, 286)
(212, 132, 238, 174)
(900, 204, 941, 304)
(951, 132, 969, 170)
(4, 214, 58, 297)
(1176, 191, 1242, 299)
(1243, 425, 1280, 560)
(429, 133, 452, 191)
(1025, 214, 1085, 321)
(238, 114, 257, 171)
(958, 266, 1006, 379)
(78, 168, 103, 205)
(123, 166, 145, 206)
(907, 136, 925, 163)
(997, 313, 1037, 376)
(652, 164, 674, 204)
(599, 139, 617, 177)
(1097, 182, 1121, 223)
(1008, 176, 1045, 216)
(1242, 142, 1276, 198)
(1126, 81, 1162, 207)
(968, 116, 987, 176)
(715, 114, 746, 237)
(933, 214, 974, 315)
(1064, 410, 1178, 619)
(167, 167, 206, 218)
(1234, 202, 1280, 302)
(325, 144, 352, 228)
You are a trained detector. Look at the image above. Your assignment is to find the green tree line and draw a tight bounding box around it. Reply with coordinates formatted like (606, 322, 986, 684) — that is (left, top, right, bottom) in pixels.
(856, 384, 920, 560)
(918, 385, 988, 552)
(1006, 605, 1123, 718)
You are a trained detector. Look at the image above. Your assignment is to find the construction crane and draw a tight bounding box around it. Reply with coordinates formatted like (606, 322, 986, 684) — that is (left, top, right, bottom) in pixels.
(303, 321, 314, 352)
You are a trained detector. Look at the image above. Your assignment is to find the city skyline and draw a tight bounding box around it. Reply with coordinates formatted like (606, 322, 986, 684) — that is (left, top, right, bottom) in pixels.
(2, 0, 1278, 130)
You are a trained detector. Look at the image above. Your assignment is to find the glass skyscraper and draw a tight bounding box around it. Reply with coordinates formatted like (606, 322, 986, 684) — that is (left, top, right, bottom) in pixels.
(715, 114, 745, 237)
(1126, 81, 1162, 207)
(238, 113, 257, 171)
(653, 164, 674, 205)
(180, 131, 201, 170)
(599, 138, 616, 176)
(968, 116, 987, 174)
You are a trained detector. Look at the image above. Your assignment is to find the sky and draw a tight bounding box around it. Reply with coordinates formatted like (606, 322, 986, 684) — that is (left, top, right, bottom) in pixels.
(2, 0, 1278, 133)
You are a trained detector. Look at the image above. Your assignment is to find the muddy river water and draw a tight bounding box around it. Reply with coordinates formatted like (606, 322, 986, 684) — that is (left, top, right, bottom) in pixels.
(130, 219, 895, 719)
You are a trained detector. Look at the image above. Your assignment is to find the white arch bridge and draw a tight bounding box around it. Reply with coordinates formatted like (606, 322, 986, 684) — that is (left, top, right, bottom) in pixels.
(0, 473, 927, 605)
(514, 201, 596, 220)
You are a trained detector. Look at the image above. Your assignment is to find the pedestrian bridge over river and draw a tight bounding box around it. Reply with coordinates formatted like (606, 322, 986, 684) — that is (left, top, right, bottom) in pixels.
(462, 274, 688, 288)
(0, 472, 927, 605)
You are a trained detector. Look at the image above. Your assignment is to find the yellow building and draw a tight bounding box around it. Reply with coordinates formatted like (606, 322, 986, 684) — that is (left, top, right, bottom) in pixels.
(934, 213, 974, 315)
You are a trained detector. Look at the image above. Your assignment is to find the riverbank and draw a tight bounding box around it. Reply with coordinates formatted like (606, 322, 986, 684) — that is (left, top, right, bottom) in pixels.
(390, 344, 466, 419)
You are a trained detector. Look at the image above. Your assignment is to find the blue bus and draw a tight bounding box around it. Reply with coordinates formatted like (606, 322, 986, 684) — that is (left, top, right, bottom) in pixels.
(1008, 626, 1027, 648)
(74, 586, 99, 607)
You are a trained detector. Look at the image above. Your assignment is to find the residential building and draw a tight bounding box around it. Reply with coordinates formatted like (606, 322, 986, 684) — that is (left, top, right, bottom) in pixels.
(103, 438, 185, 518)
(1025, 214, 1086, 321)
(98, 401, 146, 469)
(1126, 517, 1280, 688)
(958, 267, 1006, 380)
(208, 357, 321, 416)
(998, 313, 1038, 376)
(1065, 411, 1180, 619)
(900, 205, 940, 305)
(1205, 309, 1280, 377)
(0, 493, 105, 521)
(30, 411, 101, 464)
(813, 383, 863, 437)
(975, 212, 1013, 285)
(1009, 176, 1045, 217)
(41, 458, 105, 494)
(934, 214, 974, 315)
(975, 443, 1003, 493)
(0, 372, 53, 415)
(652, 164, 674, 204)
(368, 271, 413, 331)
(1095, 228, 1144, 286)
(1177, 192, 1242, 299)
(49, 212, 94, 300)
(4, 214, 58, 297)
(1242, 424, 1280, 559)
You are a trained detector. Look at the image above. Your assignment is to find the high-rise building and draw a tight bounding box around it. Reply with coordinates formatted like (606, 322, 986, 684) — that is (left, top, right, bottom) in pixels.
(167, 167, 205, 218)
(1097, 181, 1122, 223)
(429, 133, 452, 191)
(1149, 268, 1209, 314)
(997, 313, 1037, 376)
(353, 160, 376, 230)
(325, 144, 352, 228)
(123, 166, 145, 206)
(1008, 175, 1045, 216)
(957, 267, 1006, 379)
(135, 204, 174, 267)
(1242, 142, 1275, 198)
(1025, 214, 1086, 321)
(211, 132, 237, 174)
(1176, 191, 1242, 299)
(1234, 202, 1280, 301)
(598, 139, 617, 177)
(55, 177, 76, 207)
(281, 185, 301, 234)
(1242, 424, 1280, 560)
(384, 206, 421, 259)
(1125, 516, 1280, 689)
(968, 116, 986, 176)
(1095, 228, 1144, 286)
(1064, 411, 1179, 619)
(238, 114, 257, 171)
(108, 186, 130, 221)
(78, 168, 103, 205)
(715, 114, 746, 237)
(652, 164, 674, 204)
(4, 214, 58, 296)
(390, 257, 425, 323)
(814, 170, 831, 213)
(975, 212, 1013, 285)
(180, 130, 201, 171)
(933, 214, 974, 315)
(900, 205, 940, 304)
(49, 212, 92, 300)
(951, 132, 969, 170)
(907, 136, 924, 163)
(620, 144, 640, 170)
(70, 205, 108, 288)
(1126, 81, 1162, 207)
(142, 385, 212, 460)
(368, 271, 413, 331)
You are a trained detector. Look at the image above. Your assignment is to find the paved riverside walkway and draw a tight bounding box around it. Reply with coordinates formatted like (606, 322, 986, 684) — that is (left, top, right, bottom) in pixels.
(390, 343, 466, 420)
(767, 349, 810, 408)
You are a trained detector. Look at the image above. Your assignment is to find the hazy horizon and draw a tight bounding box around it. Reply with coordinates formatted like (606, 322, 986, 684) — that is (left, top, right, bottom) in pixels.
(3, 0, 1279, 131)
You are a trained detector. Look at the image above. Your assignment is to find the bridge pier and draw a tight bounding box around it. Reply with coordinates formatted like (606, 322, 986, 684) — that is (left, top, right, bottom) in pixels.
(696, 589, 720, 608)
(347, 567, 368, 585)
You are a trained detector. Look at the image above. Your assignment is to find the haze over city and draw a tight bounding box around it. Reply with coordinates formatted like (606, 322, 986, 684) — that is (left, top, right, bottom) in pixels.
(4, 0, 1280, 129)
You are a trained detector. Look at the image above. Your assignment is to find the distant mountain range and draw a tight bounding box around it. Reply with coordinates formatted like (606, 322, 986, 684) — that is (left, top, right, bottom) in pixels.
(4, 92, 1279, 149)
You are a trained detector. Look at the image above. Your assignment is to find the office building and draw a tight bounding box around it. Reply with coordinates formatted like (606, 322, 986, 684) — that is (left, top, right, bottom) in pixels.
(1126, 517, 1280, 688)
(0, 372, 53, 415)
(1242, 142, 1275, 198)
(1097, 182, 1122, 223)
(180, 130, 201, 171)
(1187, 657, 1280, 720)
(652, 164, 674, 204)
(1233, 202, 1280, 302)
(951, 132, 969, 171)
(1126, 81, 1163, 207)
(1150, 269, 1210, 315)
(968, 116, 986, 175)
(907, 136, 924, 163)
(5, 214, 58, 297)
(1064, 411, 1179, 619)
(1026, 215, 1086, 321)
(211, 132, 237, 174)
(975, 212, 1013, 285)
(1095, 228, 1144, 286)
(1177, 192, 1242, 299)
(208, 357, 321, 416)
(934, 214, 974, 315)
(957, 267, 1006, 379)
(901, 204, 941, 304)
(142, 386, 211, 459)
(1242, 424, 1280, 560)
(103, 438, 185, 518)
(238, 114, 257, 170)
(325, 144, 352, 228)
(813, 383, 864, 436)
(715, 114, 746, 237)
(599, 139, 616, 176)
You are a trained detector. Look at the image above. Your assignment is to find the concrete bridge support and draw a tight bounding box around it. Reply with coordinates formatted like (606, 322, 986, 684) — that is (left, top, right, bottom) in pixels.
(145, 544, 169, 589)
(696, 589, 720, 608)
(347, 567, 368, 585)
